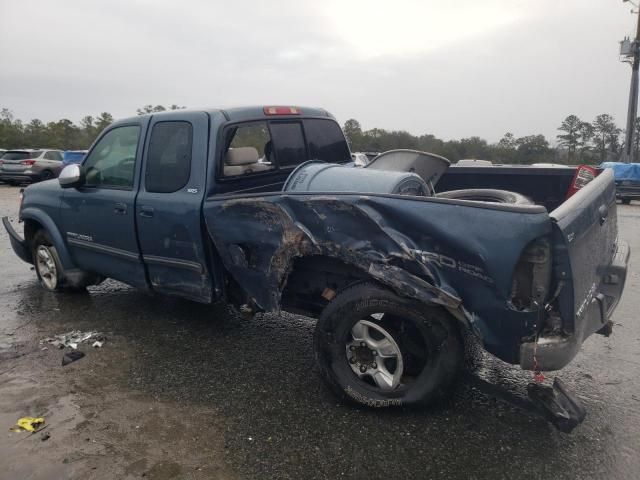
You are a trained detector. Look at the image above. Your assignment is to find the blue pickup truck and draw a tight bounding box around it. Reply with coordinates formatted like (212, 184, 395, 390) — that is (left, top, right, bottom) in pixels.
(2, 106, 630, 413)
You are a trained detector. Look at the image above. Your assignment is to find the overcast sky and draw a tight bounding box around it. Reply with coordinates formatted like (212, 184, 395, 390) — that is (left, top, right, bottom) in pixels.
(0, 0, 637, 142)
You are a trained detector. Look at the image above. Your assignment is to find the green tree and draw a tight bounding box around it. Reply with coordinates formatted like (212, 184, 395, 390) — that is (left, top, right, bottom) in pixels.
(94, 112, 114, 134)
(23, 119, 48, 147)
(592, 114, 621, 161)
(342, 119, 363, 150)
(515, 135, 550, 164)
(557, 114, 582, 162)
(495, 132, 518, 163)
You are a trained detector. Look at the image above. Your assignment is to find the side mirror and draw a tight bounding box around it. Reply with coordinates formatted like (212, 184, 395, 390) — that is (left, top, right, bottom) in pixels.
(58, 164, 85, 188)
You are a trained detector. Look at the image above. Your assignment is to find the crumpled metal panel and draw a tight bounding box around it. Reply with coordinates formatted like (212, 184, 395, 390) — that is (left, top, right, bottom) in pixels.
(204, 193, 552, 363)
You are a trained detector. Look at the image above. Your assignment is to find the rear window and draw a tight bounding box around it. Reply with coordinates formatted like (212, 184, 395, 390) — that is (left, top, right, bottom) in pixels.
(269, 122, 307, 168)
(303, 119, 351, 164)
(2, 151, 41, 160)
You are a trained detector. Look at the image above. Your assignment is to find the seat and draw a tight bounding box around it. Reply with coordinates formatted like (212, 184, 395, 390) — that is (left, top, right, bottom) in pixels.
(224, 147, 260, 176)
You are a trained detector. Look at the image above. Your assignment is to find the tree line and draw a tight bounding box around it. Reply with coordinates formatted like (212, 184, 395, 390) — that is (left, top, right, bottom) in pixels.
(0, 105, 633, 164)
(0, 105, 184, 151)
(344, 113, 634, 164)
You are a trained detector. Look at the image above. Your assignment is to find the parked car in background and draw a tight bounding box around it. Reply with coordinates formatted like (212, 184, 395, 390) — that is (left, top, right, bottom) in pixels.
(62, 150, 88, 166)
(600, 161, 640, 204)
(0, 149, 64, 185)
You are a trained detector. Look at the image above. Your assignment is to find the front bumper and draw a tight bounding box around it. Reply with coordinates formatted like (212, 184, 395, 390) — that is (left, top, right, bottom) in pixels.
(2, 216, 32, 264)
(520, 240, 630, 371)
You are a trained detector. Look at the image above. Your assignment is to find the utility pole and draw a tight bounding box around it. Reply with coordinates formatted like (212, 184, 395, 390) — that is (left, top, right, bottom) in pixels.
(622, 1, 640, 163)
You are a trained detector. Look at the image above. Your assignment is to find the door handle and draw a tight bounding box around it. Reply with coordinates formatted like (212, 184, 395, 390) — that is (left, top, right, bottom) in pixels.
(114, 202, 127, 215)
(139, 206, 155, 218)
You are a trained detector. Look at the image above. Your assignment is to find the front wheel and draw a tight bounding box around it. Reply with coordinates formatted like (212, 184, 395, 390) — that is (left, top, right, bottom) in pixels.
(32, 230, 64, 291)
(31, 230, 103, 291)
(314, 282, 462, 408)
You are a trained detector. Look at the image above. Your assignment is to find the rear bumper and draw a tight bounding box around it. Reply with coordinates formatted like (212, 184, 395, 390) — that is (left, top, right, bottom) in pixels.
(615, 183, 640, 198)
(2, 216, 32, 264)
(0, 173, 38, 183)
(520, 240, 630, 371)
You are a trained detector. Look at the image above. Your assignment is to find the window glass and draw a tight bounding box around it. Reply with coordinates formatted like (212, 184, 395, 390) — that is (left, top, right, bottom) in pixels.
(44, 151, 62, 161)
(269, 122, 306, 168)
(223, 122, 275, 176)
(2, 151, 33, 160)
(145, 121, 193, 193)
(304, 119, 351, 164)
(83, 126, 140, 188)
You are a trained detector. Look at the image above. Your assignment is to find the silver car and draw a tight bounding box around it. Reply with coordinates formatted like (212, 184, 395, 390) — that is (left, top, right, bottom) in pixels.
(0, 149, 64, 185)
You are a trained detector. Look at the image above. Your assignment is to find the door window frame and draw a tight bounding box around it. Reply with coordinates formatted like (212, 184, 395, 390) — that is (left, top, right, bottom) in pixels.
(80, 123, 143, 191)
(143, 120, 194, 194)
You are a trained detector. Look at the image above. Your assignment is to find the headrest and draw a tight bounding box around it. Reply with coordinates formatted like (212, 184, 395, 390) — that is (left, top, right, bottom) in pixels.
(226, 147, 259, 166)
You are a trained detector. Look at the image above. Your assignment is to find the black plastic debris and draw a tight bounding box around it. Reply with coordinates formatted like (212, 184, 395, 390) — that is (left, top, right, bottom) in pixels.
(62, 350, 85, 366)
(41, 431, 51, 442)
(527, 377, 587, 433)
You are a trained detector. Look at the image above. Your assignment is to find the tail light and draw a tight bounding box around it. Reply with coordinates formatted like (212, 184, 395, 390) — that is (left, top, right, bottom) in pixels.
(510, 237, 552, 312)
(21, 159, 36, 166)
(566, 164, 599, 199)
(263, 106, 300, 115)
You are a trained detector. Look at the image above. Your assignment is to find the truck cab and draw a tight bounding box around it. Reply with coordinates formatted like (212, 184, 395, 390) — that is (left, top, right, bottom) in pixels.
(9, 106, 350, 303)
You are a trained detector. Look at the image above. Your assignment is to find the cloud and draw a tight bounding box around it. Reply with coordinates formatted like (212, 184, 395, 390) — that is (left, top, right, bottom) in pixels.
(0, 0, 635, 142)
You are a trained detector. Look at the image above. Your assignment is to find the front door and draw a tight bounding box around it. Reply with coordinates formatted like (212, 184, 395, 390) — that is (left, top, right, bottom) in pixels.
(135, 112, 214, 302)
(61, 122, 148, 289)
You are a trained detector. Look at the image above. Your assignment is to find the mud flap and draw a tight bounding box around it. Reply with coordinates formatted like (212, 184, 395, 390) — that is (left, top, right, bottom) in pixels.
(527, 378, 586, 433)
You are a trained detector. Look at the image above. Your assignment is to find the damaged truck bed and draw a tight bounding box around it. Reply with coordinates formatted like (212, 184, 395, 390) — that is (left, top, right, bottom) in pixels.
(3, 106, 629, 431)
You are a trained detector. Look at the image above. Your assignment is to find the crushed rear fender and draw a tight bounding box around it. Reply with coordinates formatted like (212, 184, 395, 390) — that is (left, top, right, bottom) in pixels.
(204, 193, 552, 363)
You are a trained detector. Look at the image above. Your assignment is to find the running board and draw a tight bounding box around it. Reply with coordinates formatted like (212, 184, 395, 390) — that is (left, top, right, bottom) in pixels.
(464, 374, 586, 433)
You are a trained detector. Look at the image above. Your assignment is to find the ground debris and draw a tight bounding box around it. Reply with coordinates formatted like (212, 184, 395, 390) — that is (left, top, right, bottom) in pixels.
(9, 416, 45, 433)
(62, 351, 85, 366)
(40, 330, 106, 349)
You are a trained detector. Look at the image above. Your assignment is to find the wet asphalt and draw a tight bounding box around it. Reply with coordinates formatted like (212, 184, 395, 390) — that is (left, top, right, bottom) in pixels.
(0, 183, 639, 480)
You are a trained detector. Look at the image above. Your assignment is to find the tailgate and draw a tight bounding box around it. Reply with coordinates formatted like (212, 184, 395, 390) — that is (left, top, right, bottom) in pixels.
(550, 169, 627, 338)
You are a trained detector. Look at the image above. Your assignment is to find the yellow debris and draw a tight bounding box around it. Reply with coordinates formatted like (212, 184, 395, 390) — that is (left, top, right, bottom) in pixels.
(10, 417, 45, 432)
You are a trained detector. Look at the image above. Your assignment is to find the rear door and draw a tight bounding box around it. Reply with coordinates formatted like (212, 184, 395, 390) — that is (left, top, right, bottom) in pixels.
(41, 151, 64, 177)
(61, 122, 148, 289)
(135, 112, 214, 302)
(550, 168, 619, 337)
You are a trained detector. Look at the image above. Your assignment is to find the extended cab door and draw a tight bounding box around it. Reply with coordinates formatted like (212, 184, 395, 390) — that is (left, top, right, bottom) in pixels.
(135, 112, 214, 302)
(61, 121, 148, 289)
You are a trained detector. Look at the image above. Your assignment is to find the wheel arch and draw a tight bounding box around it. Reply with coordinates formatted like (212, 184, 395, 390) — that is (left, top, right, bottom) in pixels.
(21, 207, 75, 270)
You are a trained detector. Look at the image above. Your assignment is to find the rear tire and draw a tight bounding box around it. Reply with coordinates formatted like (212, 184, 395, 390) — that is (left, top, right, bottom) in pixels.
(314, 282, 462, 408)
(621, 198, 631, 205)
(436, 188, 533, 205)
(40, 170, 54, 181)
